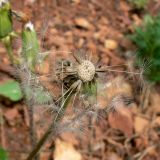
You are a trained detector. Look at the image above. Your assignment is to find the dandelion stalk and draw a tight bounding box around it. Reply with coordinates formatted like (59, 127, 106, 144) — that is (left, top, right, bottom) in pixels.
(27, 100, 39, 160)
(26, 124, 53, 160)
(26, 92, 73, 160)
(22, 22, 40, 160)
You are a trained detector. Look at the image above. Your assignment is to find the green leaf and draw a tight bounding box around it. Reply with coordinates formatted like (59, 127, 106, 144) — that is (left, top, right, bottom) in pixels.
(0, 2, 12, 39)
(0, 80, 23, 101)
(0, 147, 8, 160)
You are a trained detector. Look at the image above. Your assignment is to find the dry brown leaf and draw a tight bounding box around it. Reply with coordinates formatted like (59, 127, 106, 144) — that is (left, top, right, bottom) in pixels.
(60, 132, 79, 146)
(40, 152, 50, 160)
(150, 90, 160, 113)
(71, 0, 81, 4)
(106, 152, 122, 160)
(24, 0, 36, 5)
(108, 107, 134, 136)
(134, 116, 149, 133)
(75, 18, 93, 29)
(135, 136, 149, 150)
(153, 116, 160, 126)
(4, 108, 19, 121)
(0, 47, 6, 53)
(132, 14, 142, 26)
(104, 39, 118, 50)
(97, 77, 132, 109)
(37, 61, 50, 74)
(100, 55, 109, 64)
(54, 139, 82, 160)
(120, 1, 130, 12)
(51, 36, 66, 47)
(4, 108, 19, 124)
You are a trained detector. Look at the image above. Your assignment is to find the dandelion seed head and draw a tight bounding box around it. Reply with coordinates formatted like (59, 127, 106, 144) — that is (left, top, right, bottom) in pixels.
(77, 60, 95, 82)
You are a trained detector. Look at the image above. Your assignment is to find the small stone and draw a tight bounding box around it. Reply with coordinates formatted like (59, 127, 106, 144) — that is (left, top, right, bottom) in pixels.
(104, 39, 118, 50)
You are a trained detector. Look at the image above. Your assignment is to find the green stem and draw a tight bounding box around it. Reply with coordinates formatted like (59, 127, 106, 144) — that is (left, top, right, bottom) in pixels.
(26, 122, 53, 160)
(5, 42, 14, 64)
(2, 36, 14, 64)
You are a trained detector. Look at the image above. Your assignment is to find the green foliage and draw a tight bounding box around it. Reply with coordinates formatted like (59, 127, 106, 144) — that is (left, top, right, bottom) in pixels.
(83, 81, 97, 96)
(0, 147, 8, 160)
(22, 23, 40, 71)
(24, 86, 52, 105)
(82, 81, 97, 105)
(130, 15, 160, 83)
(0, 80, 23, 101)
(0, 1, 15, 64)
(128, 0, 148, 9)
(0, 2, 12, 39)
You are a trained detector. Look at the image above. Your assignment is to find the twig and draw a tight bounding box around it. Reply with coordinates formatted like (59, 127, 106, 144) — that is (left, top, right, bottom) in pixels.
(140, 84, 151, 111)
(133, 144, 158, 160)
(0, 106, 6, 148)
(88, 116, 94, 159)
